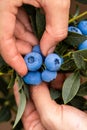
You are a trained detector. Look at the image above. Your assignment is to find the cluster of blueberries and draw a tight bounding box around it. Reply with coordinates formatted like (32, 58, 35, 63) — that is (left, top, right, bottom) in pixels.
(23, 45, 63, 85)
(23, 20, 87, 85)
(68, 20, 87, 50)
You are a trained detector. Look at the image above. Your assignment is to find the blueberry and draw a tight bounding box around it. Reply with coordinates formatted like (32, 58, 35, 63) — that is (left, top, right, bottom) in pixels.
(45, 53, 62, 71)
(32, 45, 45, 60)
(24, 52, 43, 71)
(23, 71, 42, 85)
(41, 69, 57, 82)
(78, 40, 87, 50)
(78, 20, 87, 35)
(68, 26, 82, 34)
(32, 45, 41, 54)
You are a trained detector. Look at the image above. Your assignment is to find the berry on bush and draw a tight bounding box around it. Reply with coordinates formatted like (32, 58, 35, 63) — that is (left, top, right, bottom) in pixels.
(78, 40, 87, 50)
(23, 49, 63, 85)
(32, 45, 41, 54)
(45, 53, 62, 71)
(23, 71, 42, 85)
(78, 20, 87, 35)
(68, 26, 82, 34)
(24, 52, 43, 71)
(32, 45, 45, 60)
(41, 69, 57, 82)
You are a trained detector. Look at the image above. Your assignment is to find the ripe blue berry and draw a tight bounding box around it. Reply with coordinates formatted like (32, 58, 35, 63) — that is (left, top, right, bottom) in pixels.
(32, 45, 41, 54)
(32, 45, 45, 60)
(78, 40, 87, 50)
(24, 52, 43, 71)
(23, 71, 42, 85)
(68, 26, 82, 34)
(45, 53, 62, 71)
(41, 69, 57, 82)
(78, 20, 87, 35)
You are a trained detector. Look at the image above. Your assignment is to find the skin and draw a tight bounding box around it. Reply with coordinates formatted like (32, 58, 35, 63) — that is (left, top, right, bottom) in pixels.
(0, 0, 70, 76)
(1, 1, 87, 130)
(14, 82, 87, 130)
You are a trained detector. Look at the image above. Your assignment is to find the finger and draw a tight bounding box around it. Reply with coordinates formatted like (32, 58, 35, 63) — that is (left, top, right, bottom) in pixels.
(0, 3, 28, 76)
(14, 83, 46, 130)
(0, 36, 28, 76)
(13, 83, 36, 116)
(30, 82, 62, 130)
(16, 39, 32, 54)
(40, 0, 70, 56)
(15, 19, 38, 46)
(23, 0, 40, 8)
(17, 7, 32, 32)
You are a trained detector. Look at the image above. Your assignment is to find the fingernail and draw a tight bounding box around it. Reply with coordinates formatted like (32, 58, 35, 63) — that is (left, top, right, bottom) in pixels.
(48, 46, 56, 54)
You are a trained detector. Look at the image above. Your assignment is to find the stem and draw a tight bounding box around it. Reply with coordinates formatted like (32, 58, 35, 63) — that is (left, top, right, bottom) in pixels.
(69, 11, 87, 24)
(63, 52, 72, 58)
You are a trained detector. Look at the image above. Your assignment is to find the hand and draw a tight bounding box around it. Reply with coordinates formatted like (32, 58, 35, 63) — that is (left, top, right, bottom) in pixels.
(14, 82, 87, 130)
(0, 0, 70, 76)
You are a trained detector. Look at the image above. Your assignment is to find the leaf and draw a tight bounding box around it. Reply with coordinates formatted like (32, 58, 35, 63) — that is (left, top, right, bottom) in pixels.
(73, 5, 80, 17)
(72, 50, 87, 70)
(0, 106, 11, 122)
(8, 70, 16, 88)
(55, 41, 69, 56)
(62, 72, 80, 104)
(80, 70, 87, 77)
(23, 4, 38, 37)
(70, 96, 87, 110)
(0, 56, 10, 73)
(61, 58, 76, 71)
(73, 49, 87, 59)
(13, 88, 26, 128)
(75, 0, 87, 4)
(36, 9, 45, 39)
(77, 81, 87, 96)
(50, 88, 60, 100)
(64, 32, 87, 48)
(0, 77, 8, 95)
(16, 75, 24, 90)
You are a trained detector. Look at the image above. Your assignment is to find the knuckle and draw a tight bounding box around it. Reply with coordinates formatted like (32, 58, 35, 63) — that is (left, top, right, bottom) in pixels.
(57, 31, 68, 41)
(62, 0, 70, 9)
(46, 26, 68, 42)
(41, 112, 53, 128)
(51, 30, 68, 42)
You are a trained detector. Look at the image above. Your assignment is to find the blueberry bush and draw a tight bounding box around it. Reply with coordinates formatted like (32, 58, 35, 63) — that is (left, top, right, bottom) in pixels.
(0, 1, 87, 129)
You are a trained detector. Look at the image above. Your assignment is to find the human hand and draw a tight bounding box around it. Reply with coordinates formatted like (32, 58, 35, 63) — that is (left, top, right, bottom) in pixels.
(0, 1, 38, 76)
(14, 81, 87, 130)
(0, 0, 70, 76)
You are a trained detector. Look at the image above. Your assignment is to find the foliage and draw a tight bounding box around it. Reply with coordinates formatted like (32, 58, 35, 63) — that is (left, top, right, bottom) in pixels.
(0, 0, 87, 129)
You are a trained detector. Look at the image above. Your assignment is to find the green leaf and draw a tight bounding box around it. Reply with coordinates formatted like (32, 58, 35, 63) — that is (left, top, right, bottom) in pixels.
(16, 75, 24, 90)
(50, 88, 60, 100)
(55, 41, 69, 56)
(61, 58, 76, 71)
(13, 88, 26, 128)
(73, 49, 87, 59)
(64, 32, 87, 48)
(0, 106, 11, 122)
(77, 81, 87, 96)
(0, 56, 11, 73)
(0, 77, 8, 95)
(76, 0, 87, 4)
(72, 50, 87, 70)
(62, 72, 80, 104)
(36, 9, 45, 39)
(8, 70, 16, 88)
(70, 96, 87, 110)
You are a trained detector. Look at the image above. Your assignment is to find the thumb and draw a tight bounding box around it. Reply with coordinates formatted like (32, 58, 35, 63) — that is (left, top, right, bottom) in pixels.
(40, 0, 70, 56)
(40, 31, 57, 55)
(30, 82, 62, 130)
